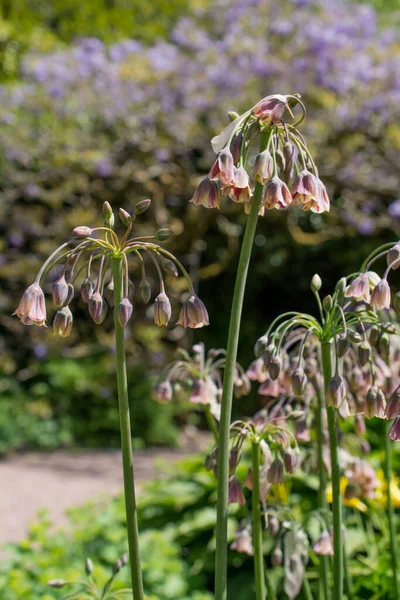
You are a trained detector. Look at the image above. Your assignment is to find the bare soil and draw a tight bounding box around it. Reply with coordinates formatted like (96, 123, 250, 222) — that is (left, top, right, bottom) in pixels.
(0, 429, 210, 551)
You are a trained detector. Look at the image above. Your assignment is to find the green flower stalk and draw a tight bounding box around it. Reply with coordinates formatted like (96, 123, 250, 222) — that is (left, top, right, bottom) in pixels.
(250, 241, 400, 599)
(191, 92, 329, 600)
(14, 199, 209, 600)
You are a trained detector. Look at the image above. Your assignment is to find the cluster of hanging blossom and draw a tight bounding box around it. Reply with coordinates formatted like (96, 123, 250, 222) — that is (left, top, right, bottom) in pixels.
(13, 200, 209, 335)
(250, 244, 400, 445)
(152, 342, 250, 421)
(191, 94, 330, 214)
(204, 406, 299, 509)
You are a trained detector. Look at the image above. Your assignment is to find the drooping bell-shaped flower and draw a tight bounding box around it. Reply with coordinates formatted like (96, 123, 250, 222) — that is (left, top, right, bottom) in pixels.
(13, 282, 47, 327)
(191, 177, 220, 209)
(154, 292, 172, 326)
(263, 176, 292, 210)
(177, 294, 209, 329)
(209, 147, 235, 185)
(53, 306, 73, 337)
(370, 278, 391, 310)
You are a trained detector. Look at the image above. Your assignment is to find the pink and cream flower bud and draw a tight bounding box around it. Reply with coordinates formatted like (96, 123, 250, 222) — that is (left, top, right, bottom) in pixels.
(291, 169, 319, 210)
(230, 527, 253, 556)
(209, 147, 235, 185)
(327, 374, 346, 408)
(72, 226, 93, 238)
(222, 166, 253, 204)
(267, 458, 284, 484)
(252, 149, 274, 184)
(370, 278, 391, 310)
(88, 291, 107, 324)
(389, 416, 400, 442)
(365, 386, 386, 419)
(253, 96, 287, 125)
(190, 177, 220, 209)
(53, 306, 73, 337)
(386, 385, 400, 419)
(52, 274, 69, 308)
(81, 277, 95, 303)
(312, 531, 333, 556)
(13, 282, 47, 327)
(152, 380, 173, 403)
(263, 176, 292, 210)
(117, 298, 133, 327)
(228, 475, 246, 505)
(177, 294, 209, 329)
(154, 292, 172, 326)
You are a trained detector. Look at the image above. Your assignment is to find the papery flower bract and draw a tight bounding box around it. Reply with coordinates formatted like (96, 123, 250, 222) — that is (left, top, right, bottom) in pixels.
(177, 294, 209, 328)
(228, 475, 246, 505)
(209, 147, 235, 185)
(53, 306, 73, 337)
(370, 278, 391, 310)
(190, 177, 220, 208)
(13, 282, 47, 327)
(222, 166, 253, 204)
(154, 292, 172, 326)
(263, 176, 292, 210)
(253, 95, 287, 125)
(252, 149, 274, 184)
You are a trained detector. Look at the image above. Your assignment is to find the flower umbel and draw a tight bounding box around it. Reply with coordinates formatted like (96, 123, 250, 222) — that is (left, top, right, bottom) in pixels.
(13, 200, 208, 335)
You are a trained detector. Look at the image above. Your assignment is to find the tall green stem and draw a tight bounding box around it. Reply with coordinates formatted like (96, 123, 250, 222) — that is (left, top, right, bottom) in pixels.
(384, 420, 399, 598)
(112, 258, 144, 600)
(214, 130, 271, 600)
(321, 341, 343, 600)
(313, 378, 330, 600)
(251, 442, 266, 600)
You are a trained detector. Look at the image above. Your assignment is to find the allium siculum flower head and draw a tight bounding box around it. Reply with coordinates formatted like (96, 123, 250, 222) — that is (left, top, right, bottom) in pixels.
(230, 523, 253, 555)
(386, 385, 400, 419)
(152, 380, 173, 403)
(198, 93, 328, 214)
(228, 475, 246, 505)
(291, 368, 307, 397)
(190, 177, 220, 208)
(370, 278, 391, 310)
(177, 294, 209, 329)
(52, 274, 69, 308)
(222, 166, 253, 204)
(327, 374, 346, 408)
(312, 531, 333, 556)
(15, 199, 207, 336)
(267, 457, 284, 484)
(209, 147, 235, 185)
(345, 271, 380, 303)
(13, 282, 47, 326)
(365, 386, 386, 419)
(80, 277, 94, 303)
(389, 416, 400, 442)
(117, 298, 133, 327)
(53, 306, 73, 337)
(263, 176, 292, 210)
(154, 292, 172, 326)
(253, 95, 288, 125)
(252, 149, 274, 184)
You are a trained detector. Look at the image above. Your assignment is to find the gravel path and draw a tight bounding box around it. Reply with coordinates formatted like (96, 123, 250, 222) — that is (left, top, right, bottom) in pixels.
(0, 431, 209, 551)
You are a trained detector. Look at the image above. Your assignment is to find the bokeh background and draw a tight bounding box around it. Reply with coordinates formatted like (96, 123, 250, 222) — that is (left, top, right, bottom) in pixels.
(1, 0, 400, 453)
